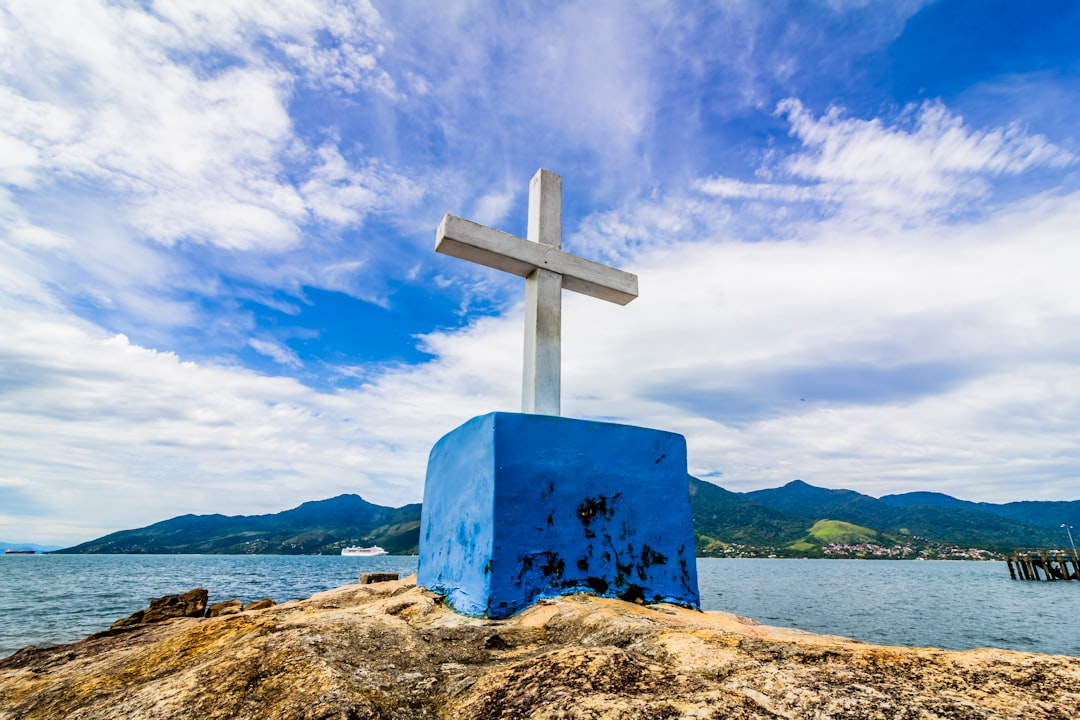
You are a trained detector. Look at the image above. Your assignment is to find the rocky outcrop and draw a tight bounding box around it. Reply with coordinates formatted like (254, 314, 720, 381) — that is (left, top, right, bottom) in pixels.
(206, 599, 243, 618)
(359, 572, 400, 585)
(2, 576, 1078, 719)
(107, 590, 277, 628)
(242, 598, 275, 612)
(108, 588, 208, 628)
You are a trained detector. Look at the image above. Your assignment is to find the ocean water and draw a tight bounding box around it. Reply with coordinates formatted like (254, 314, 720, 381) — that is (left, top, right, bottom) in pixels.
(2, 555, 1078, 659)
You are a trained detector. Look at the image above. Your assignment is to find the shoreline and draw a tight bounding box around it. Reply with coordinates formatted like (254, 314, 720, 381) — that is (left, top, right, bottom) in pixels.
(3, 577, 1079, 718)
(6, 556, 1076, 660)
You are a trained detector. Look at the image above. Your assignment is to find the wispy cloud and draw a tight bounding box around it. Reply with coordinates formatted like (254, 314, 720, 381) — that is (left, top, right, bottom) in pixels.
(247, 338, 302, 368)
(778, 99, 1075, 217)
(694, 176, 837, 203)
(0, 0, 445, 374)
(693, 100, 1076, 226)
(300, 145, 424, 227)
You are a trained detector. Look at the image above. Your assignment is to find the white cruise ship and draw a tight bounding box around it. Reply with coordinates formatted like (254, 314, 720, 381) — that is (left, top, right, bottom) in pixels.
(341, 545, 388, 557)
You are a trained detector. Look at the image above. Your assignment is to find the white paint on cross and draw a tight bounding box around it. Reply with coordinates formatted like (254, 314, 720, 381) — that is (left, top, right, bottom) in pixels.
(435, 169, 639, 416)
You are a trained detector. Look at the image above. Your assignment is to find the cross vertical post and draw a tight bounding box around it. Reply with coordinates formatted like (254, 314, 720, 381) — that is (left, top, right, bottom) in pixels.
(524, 170, 562, 415)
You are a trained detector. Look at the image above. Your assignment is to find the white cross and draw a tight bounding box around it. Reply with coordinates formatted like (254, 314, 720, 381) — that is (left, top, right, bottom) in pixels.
(435, 169, 638, 416)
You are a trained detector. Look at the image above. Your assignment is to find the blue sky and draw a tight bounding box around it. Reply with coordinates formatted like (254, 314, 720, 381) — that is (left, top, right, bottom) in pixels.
(3, 1, 1080, 545)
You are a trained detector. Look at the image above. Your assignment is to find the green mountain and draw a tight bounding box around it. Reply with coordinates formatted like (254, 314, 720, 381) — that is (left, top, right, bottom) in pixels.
(784, 519, 882, 552)
(55, 479, 1074, 557)
(747, 480, 1064, 551)
(881, 491, 1080, 530)
(56, 495, 421, 555)
(878, 491, 974, 510)
(688, 477, 806, 552)
(805, 519, 878, 544)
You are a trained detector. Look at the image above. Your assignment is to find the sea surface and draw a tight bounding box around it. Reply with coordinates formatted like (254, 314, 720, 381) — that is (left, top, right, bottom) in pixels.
(2, 555, 1078, 659)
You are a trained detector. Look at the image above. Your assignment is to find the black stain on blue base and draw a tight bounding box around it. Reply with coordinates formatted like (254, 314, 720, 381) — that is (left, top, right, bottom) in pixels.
(636, 545, 668, 580)
(576, 494, 619, 526)
(586, 576, 609, 594)
(516, 551, 565, 583)
(539, 553, 565, 579)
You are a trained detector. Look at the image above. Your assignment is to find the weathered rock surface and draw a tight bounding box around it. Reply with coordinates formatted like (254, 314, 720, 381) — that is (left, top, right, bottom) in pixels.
(2, 576, 1077, 719)
(108, 587, 208, 628)
(207, 599, 244, 618)
(359, 572, 400, 585)
(242, 598, 276, 612)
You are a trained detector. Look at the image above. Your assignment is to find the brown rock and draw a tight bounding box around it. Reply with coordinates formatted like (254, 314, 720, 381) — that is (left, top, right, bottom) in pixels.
(358, 571, 400, 584)
(242, 598, 276, 611)
(108, 588, 208, 629)
(3, 576, 1078, 719)
(206, 600, 242, 618)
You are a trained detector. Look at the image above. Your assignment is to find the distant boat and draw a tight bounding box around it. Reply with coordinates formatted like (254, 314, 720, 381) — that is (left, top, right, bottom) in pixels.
(341, 545, 388, 557)
(5, 549, 36, 555)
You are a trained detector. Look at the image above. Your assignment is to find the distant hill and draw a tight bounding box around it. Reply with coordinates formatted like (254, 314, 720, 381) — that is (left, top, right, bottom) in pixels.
(56, 495, 421, 555)
(746, 480, 886, 523)
(749, 480, 1066, 551)
(785, 519, 882, 553)
(978, 500, 1080, 529)
(881, 492, 1080, 529)
(688, 477, 806, 552)
(878, 491, 975, 509)
(56, 480, 1077, 557)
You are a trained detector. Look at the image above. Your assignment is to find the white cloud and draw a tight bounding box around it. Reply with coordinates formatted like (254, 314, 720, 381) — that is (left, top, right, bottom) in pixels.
(571, 195, 734, 265)
(0, 0, 436, 347)
(510, 4, 655, 156)
(248, 338, 302, 368)
(694, 176, 838, 203)
(300, 144, 424, 227)
(282, 35, 396, 97)
(148, 0, 392, 92)
(776, 99, 1075, 218)
(372, 2, 669, 190)
(421, 184, 1080, 505)
(469, 183, 518, 228)
(2, 3, 294, 223)
(683, 101, 1077, 236)
(0, 305, 446, 544)
(0, 0, 422, 255)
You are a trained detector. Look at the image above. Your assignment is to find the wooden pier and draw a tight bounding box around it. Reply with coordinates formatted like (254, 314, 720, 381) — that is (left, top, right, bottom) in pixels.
(1006, 549, 1080, 581)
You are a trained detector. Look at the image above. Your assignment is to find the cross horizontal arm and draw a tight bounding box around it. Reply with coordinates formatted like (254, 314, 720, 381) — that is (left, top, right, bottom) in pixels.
(436, 214, 638, 305)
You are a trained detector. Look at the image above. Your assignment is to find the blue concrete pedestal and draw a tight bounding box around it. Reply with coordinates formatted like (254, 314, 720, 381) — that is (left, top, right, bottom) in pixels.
(417, 413, 700, 618)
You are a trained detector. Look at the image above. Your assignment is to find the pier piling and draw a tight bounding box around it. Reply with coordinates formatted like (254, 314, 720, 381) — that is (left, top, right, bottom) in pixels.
(1006, 549, 1080, 582)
